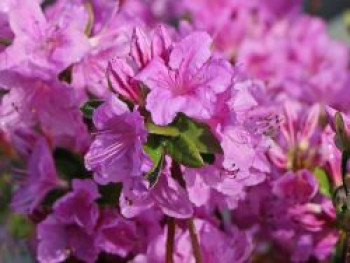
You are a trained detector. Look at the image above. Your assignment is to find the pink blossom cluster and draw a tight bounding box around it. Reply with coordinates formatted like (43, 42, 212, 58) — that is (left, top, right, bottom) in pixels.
(0, 0, 349, 262)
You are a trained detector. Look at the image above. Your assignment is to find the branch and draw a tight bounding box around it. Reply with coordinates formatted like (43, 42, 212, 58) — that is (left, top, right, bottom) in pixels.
(166, 217, 176, 263)
(187, 218, 203, 263)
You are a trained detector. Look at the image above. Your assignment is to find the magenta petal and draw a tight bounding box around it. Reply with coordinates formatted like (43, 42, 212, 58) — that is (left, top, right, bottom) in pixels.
(37, 216, 70, 263)
(11, 138, 61, 214)
(169, 32, 212, 73)
(152, 174, 193, 219)
(273, 169, 318, 204)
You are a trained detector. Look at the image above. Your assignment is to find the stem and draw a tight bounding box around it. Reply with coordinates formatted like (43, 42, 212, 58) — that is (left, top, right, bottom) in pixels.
(343, 231, 350, 263)
(342, 151, 350, 194)
(166, 217, 176, 263)
(187, 218, 203, 263)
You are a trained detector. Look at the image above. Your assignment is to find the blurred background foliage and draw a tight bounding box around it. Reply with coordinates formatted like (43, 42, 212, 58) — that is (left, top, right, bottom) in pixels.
(304, 0, 350, 45)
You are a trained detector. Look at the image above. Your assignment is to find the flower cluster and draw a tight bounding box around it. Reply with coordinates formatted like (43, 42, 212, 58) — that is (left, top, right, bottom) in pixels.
(0, 0, 349, 262)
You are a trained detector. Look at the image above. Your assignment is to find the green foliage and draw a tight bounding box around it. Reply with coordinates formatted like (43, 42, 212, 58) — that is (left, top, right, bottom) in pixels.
(171, 113, 222, 154)
(54, 148, 90, 180)
(165, 134, 204, 168)
(80, 100, 104, 119)
(335, 112, 350, 152)
(331, 231, 346, 263)
(146, 123, 180, 137)
(143, 113, 223, 184)
(313, 167, 332, 198)
(7, 214, 33, 240)
(98, 183, 122, 206)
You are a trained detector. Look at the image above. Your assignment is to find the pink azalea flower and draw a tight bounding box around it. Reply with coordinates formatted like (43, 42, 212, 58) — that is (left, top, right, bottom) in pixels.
(136, 31, 232, 125)
(72, 6, 139, 98)
(107, 25, 172, 104)
(268, 101, 323, 171)
(178, 0, 269, 57)
(238, 16, 349, 110)
(0, 0, 90, 79)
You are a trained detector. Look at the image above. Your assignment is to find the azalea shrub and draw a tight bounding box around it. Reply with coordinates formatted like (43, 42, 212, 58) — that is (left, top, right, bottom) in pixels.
(0, 0, 349, 262)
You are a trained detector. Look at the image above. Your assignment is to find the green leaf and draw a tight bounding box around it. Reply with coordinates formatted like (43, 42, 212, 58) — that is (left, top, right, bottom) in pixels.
(146, 152, 165, 187)
(143, 135, 165, 187)
(313, 167, 332, 197)
(80, 100, 103, 119)
(172, 113, 222, 154)
(146, 122, 180, 137)
(143, 135, 164, 163)
(331, 231, 346, 263)
(165, 134, 204, 168)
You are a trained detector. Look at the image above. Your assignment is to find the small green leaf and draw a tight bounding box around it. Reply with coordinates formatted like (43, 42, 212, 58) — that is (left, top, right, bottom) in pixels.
(143, 135, 164, 163)
(313, 167, 332, 197)
(80, 100, 103, 119)
(143, 135, 165, 187)
(146, 152, 165, 187)
(172, 113, 222, 154)
(165, 134, 204, 168)
(146, 122, 180, 137)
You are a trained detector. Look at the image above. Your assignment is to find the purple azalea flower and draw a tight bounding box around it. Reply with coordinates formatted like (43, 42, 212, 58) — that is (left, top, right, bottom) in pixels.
(96, 208, 139, 257)
(11, 137, 63, 214)
(120, 170, 193, 219)
(37, 179, 100, 263)
(85, 96, 147, 184)
(37, 215, 99, 263)
(272, 169, 318, 204)
(53, 179, 100, 232)
(0, 72, 90, 152)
